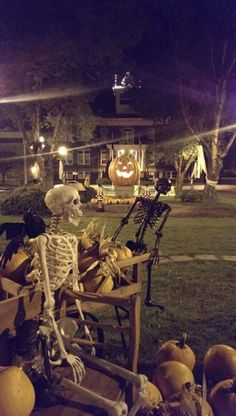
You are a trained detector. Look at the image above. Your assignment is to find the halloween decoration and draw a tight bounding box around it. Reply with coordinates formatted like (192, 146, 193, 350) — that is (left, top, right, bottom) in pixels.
(81, 264, 114, 293)
(112, 178, 171, 308)
(156, 333, 196, 371)
(209, 377, 236, 416)
(114, 244, 133, 261)
(153, 361, 195, 399)
(108, 154, 140, 186)
(203, 344, 236, 383)
(151, 384, 214, 416)
(0, 209, 46, 268)
(134, 381, 162, 415)
(0, 366, 35, 416)
(27, 184, 148, 415)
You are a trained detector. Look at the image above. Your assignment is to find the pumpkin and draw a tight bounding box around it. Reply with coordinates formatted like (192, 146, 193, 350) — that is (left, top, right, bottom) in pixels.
(209, 377, 236, 416)
(108, 154, 140, 186)
(81, 265, 114, 293)
(114, 244, 133, 261)
(134, 381, 162, 415)
(203, 344, 236, 383)
(78, 244, 99, 273)
(0, 250, 30, 284)
(156, 333, 196, 371)
(153, 361, 195, 399)
(154, 386, 213, 416)
(0, 366, 35, 416)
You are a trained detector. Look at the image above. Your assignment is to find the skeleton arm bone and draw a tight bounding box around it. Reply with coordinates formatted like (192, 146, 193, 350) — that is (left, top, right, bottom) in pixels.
(37, 234, 85, 383)
(112, 197, 141, 241)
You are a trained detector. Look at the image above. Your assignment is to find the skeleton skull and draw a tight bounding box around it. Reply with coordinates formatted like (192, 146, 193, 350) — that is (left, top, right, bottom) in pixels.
(45, 185, 82, 225)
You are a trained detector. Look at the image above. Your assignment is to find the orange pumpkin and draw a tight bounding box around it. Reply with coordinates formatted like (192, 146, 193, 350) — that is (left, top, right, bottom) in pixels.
(203, 344, 236, 383)
(156, 333, 196, 371)
(115, 244, 133, 261)
(209, 377, 236, 416)
(153, 361, 195, 399)
(155, 387, 213, 416)
(81, 265, 114, 293)
(108, 154, 140, 186)
(0, 366, 35, 416)
(134, 381, 162, 415)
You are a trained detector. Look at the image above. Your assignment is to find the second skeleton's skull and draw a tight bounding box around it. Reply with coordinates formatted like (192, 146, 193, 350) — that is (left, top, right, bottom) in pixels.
(45, 185, 82, 225)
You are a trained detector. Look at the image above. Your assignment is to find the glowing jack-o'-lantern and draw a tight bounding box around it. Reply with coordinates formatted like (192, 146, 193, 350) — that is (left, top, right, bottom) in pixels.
(108, 154, 140, 186)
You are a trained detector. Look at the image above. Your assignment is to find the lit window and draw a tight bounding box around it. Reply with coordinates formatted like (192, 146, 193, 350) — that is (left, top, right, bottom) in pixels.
(78, 171, 90, 180)
(78, 150, 90, 165)
(120, 128, 134, 144)
(101, 150, 109, 165)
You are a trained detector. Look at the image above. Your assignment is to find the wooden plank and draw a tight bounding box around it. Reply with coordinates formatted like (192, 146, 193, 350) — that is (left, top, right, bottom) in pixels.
(116, 252, 150, 269)
(0, 290, 42, 334)
(32, 366, 125, 416)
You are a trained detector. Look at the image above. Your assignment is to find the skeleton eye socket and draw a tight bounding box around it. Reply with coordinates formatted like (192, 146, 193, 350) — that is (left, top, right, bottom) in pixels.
(73, 199, 79, 205)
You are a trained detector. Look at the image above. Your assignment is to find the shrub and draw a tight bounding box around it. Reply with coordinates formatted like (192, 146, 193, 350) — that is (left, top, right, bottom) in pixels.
(180, 190, 205, 203)
(0, 185, 49, 215)
(80, 186, 97, 203)
(96, 177, 112, 185)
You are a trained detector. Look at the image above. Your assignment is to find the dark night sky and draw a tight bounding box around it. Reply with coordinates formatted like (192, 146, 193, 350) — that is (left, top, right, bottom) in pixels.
(0, 0, 235, 117)
(0, 1, 235, 79)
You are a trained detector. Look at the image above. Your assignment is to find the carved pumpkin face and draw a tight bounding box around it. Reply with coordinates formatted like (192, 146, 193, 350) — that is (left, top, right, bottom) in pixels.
(108, 155, 140, 186)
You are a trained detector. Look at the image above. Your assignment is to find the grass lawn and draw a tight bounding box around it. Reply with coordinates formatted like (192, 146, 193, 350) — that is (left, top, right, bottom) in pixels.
(0, 191, 236, 383)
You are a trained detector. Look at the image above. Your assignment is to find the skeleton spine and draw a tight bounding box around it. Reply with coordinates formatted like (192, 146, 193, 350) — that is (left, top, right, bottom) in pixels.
(49, 214, 62, 233)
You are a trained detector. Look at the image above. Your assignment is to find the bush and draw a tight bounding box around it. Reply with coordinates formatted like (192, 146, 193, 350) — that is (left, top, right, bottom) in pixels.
(180, 190, 205, 203)
(96, 177, 112, 185)
(0, 185, 49, 215)
(80, 186, 97, 203)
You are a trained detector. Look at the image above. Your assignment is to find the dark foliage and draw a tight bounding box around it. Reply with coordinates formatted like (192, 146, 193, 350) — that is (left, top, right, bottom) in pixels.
(0, 185, 50, 215)
(181, 190, 205, 203)
(80, 186, 97, 203)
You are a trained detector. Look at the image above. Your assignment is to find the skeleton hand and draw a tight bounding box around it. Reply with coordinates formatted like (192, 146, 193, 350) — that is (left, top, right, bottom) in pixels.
(66, 353, 85, 384)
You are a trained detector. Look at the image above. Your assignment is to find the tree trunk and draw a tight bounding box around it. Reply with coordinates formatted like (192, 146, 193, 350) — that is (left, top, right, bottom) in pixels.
(175, 173, 185, 197)
(203, 148, 223, 199)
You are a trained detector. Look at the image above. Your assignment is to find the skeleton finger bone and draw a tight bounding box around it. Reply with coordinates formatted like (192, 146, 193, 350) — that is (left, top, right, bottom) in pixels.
(62, 377, 128, 416)
(66, 354, 85, 384)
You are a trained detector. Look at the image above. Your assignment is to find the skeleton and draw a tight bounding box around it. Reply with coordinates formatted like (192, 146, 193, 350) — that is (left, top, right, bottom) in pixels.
(29, 184, 148, 416)
(112, 178, 171, 308)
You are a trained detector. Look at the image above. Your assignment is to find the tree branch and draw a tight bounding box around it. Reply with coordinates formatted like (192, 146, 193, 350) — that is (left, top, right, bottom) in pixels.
(221, 131, 236, 158)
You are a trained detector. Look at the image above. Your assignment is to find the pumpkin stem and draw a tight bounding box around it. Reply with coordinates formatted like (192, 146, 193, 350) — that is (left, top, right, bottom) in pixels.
(178, 333, 187, 348)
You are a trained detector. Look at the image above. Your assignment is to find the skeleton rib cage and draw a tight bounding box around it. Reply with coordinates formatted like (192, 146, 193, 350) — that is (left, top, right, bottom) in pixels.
(133, 197, 171, 250)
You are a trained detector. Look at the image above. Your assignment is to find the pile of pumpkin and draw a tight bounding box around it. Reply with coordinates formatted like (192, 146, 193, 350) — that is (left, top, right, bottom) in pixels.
(0, 219, 133, 295)
(77, 223, 133, 294)
(137, 334, 236, 416)
(91, 197, 136, 205)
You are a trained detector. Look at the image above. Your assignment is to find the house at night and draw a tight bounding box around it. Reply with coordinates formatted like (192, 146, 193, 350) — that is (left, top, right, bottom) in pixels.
(1, 72, 236, 187)
(63, 71, 158, 186)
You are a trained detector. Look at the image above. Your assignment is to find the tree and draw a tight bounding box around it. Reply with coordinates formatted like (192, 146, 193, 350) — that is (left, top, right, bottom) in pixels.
(168, 1, 236, 197)
(0, 0, 152, 187)
(146, 120, 198, 195)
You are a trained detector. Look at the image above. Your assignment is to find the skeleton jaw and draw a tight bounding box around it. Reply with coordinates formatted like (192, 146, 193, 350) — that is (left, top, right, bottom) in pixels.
(66, 208, 83, 226)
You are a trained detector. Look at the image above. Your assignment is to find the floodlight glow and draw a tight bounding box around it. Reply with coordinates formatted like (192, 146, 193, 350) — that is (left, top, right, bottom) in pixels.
(58, 146, 68, 157)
